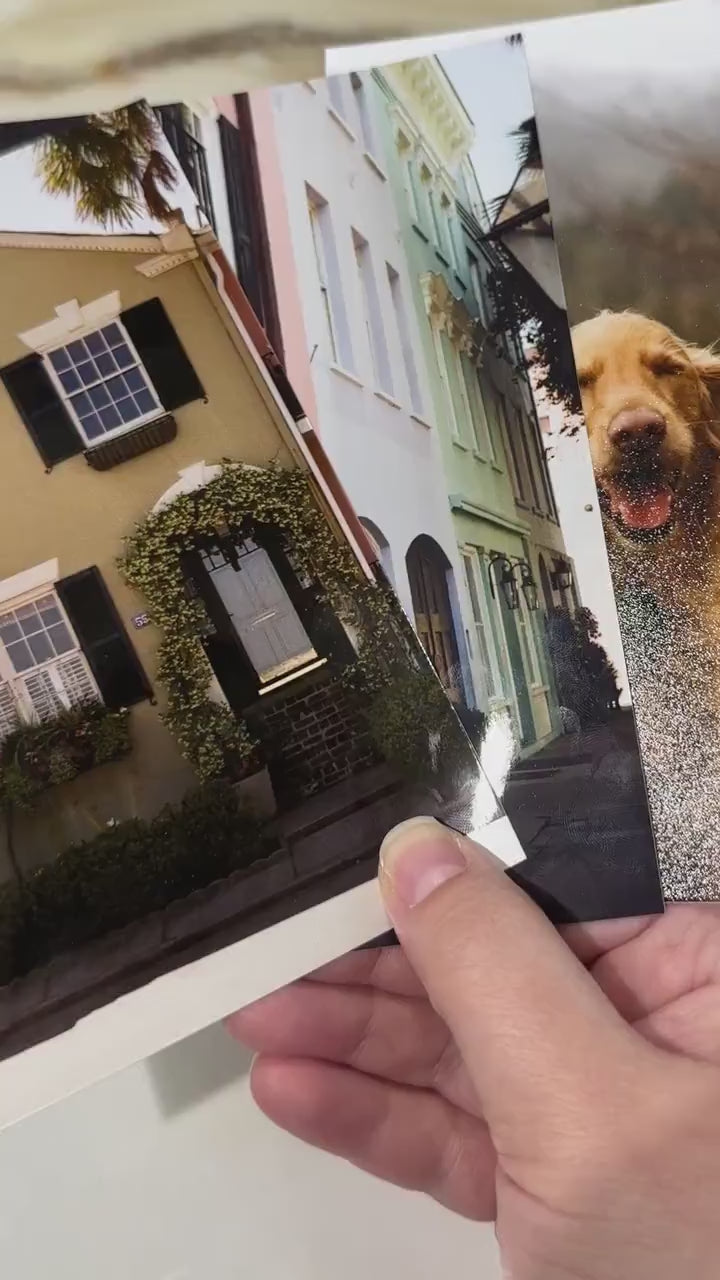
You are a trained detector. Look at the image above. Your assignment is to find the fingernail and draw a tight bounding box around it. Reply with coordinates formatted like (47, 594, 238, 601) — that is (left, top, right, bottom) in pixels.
(379, 816, 467, 908)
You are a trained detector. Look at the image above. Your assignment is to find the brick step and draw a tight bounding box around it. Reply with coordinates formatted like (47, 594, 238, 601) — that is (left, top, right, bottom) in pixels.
(268, 762, 404, 844)
(289, 782, 444, 877)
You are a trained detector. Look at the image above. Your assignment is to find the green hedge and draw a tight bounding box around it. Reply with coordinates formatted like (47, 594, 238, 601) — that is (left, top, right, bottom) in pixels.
(364, 666, 485, 791)
(0, 782, 273, 985)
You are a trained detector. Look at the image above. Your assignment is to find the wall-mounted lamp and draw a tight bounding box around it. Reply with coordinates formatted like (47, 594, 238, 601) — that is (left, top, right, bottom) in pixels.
(488, 554, 539, 612)
(516, 559, 539, 611)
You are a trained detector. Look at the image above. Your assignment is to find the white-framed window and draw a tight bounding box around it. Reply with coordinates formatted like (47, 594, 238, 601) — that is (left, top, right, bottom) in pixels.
(307, 187, 354, 372)
(500, 393, 530, 503)
(515, 405, 543, 510)
(427, 186, 444, 251)
(45, 322, 161, 445)
(461, 549, 503, 702)
(386, 263, 422, 415)
(0, 590, 99, 737)
(353, 229, 393, 396)
(439, 193, 459, 271)
(432, 329, 462, 443)
(350, 71, 375, 155)
(461, 358, 496, 462)
(466, 250, 489, 327)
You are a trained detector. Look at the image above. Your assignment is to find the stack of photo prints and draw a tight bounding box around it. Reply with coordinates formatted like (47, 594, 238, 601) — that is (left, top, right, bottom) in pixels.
(0, 0, 712, 1126)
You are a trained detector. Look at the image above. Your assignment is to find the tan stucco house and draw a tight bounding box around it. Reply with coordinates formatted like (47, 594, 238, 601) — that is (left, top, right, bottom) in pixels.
(0, 220, 418, 882)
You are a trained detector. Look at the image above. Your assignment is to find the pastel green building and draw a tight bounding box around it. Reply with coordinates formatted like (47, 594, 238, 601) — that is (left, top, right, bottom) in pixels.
(372, 57, 568, 750)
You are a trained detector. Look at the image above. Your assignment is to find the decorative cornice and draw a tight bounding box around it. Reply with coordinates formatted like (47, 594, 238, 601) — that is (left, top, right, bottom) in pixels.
(383, 57, 474, 174)
(419, 271, 483, 359)
(136, 248, 199, 277)
(0, 231, 160, 253)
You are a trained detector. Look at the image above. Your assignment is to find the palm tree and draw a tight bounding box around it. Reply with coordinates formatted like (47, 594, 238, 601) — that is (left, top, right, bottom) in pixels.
(510, 116, 542, 171)
(36, 102, 179, 229)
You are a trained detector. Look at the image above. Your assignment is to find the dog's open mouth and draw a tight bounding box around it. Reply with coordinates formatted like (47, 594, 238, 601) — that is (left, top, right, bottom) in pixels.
(599, 472, 677, 542)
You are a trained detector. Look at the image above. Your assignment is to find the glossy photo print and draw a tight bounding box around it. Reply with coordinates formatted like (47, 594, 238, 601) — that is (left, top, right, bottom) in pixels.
(0, 111, 519, 1126)
(291, 39, 662, 921)
(526, 0, 720, 899)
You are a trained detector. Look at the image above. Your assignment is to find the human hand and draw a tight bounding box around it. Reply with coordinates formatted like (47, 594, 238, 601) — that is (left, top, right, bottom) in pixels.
(227, 817, 720, 1279)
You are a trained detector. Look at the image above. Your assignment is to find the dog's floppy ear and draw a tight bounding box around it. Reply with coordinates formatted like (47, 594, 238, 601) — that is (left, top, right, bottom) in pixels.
(688, 343, 720, 446)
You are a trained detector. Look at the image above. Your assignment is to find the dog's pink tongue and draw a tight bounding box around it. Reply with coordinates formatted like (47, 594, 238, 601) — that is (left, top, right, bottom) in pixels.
(615, 489, 673, 530)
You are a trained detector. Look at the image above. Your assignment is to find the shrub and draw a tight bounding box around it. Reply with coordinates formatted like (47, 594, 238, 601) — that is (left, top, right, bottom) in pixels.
(0, 703, 131, 810)
(364, 664, 484, 792)
(0, 781, 273, 985)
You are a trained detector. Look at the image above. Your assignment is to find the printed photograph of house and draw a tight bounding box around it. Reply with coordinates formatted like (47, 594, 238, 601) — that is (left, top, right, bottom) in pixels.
(0, 109, 502, 1063)
(242, 39, 661, 918)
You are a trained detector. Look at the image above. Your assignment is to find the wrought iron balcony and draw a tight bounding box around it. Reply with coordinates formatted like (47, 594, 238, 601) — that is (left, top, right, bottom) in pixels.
(156, 105, 216, 229)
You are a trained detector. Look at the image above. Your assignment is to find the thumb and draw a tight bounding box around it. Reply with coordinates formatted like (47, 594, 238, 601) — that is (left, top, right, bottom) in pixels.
(378, 817, 643, 1149)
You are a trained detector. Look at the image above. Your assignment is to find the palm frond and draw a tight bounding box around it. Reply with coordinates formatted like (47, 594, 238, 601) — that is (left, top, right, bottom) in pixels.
(35, 101, 178, 230)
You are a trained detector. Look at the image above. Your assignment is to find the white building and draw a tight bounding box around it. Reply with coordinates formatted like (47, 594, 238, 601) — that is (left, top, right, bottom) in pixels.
(254, 74, 481, 706)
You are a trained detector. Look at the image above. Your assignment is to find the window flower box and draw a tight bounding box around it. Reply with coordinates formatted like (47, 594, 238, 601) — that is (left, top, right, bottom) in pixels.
(84, 414, 177, 472)
(0, 703, 131, 808)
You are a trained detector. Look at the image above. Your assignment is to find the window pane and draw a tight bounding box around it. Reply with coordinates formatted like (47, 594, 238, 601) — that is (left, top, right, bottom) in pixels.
(58, 368, 81, 393)
(82, 413, 104, 440)
(134, 389, 156, 415)
(37, 601, 61, 626)
(124, 367, 145, 393)
(89, 384, 112, 409)
(102, 323, 122, 346)
(16, 604, 40, 635)
(49, 348, 70, 372)
(47, 621, 73, 654)
(116, 397, 138, 423)
(6, 639, 33, 672)
(95, 352, 116, 377)
(71, 390, 92, 416)
(0, 619, 21, 644)
(112, 343, 133, 369)
(76, 360, 96, 386)
(28, 631, 53, 664)
(99, 405, 122, 429)
(106, 375, 126, 400)
(85, 331, 104, 356)
(67, 339, 87, 362)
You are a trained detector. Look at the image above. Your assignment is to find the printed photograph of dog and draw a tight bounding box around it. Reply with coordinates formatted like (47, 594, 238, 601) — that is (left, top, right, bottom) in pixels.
(527, 0, 720, 896)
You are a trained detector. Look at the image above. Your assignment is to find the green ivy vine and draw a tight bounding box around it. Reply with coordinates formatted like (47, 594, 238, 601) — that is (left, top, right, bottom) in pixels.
(119, 462, 403, 781)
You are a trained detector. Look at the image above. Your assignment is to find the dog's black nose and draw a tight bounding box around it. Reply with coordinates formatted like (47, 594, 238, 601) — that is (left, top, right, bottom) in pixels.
(608, 409, 667, 450)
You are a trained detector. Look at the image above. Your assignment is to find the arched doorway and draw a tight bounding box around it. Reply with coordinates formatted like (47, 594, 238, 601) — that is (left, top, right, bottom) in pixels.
(359, 517, 395, 587)
(405, 535, 462, 703)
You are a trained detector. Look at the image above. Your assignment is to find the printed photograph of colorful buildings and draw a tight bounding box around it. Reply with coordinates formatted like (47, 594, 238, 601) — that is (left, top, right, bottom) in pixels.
(0, 34, 661, 1062)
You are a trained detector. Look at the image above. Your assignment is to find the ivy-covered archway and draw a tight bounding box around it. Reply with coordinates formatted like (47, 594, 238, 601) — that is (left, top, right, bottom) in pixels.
(120, 462, 403, 780)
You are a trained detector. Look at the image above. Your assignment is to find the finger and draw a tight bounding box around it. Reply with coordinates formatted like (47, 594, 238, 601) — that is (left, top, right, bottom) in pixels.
(561, 915, 654, 965)
(378, 818, 648, 1150)
(636, 986, 720, 1065)
(588, 902, 720, 1021)
(306, 946, 425, 997)
(227, 979, 478, 1112)
(250, 1055, 497, 1220)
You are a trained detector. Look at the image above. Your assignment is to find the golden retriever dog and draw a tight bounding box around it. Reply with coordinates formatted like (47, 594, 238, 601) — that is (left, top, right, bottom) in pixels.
(571, 310, 720, 626)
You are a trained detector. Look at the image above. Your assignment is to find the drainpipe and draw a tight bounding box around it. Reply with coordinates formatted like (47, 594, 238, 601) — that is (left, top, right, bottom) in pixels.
(197, 239, 380, 577)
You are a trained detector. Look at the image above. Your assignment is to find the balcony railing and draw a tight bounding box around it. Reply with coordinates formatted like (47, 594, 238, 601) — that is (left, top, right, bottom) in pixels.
(156, 105, 216, 230)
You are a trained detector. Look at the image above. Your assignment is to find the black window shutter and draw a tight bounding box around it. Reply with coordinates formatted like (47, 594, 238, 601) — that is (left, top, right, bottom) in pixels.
(56, 568, 151, 709)
(121, 297, 205, 412)
(0, 354, 83, 467)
